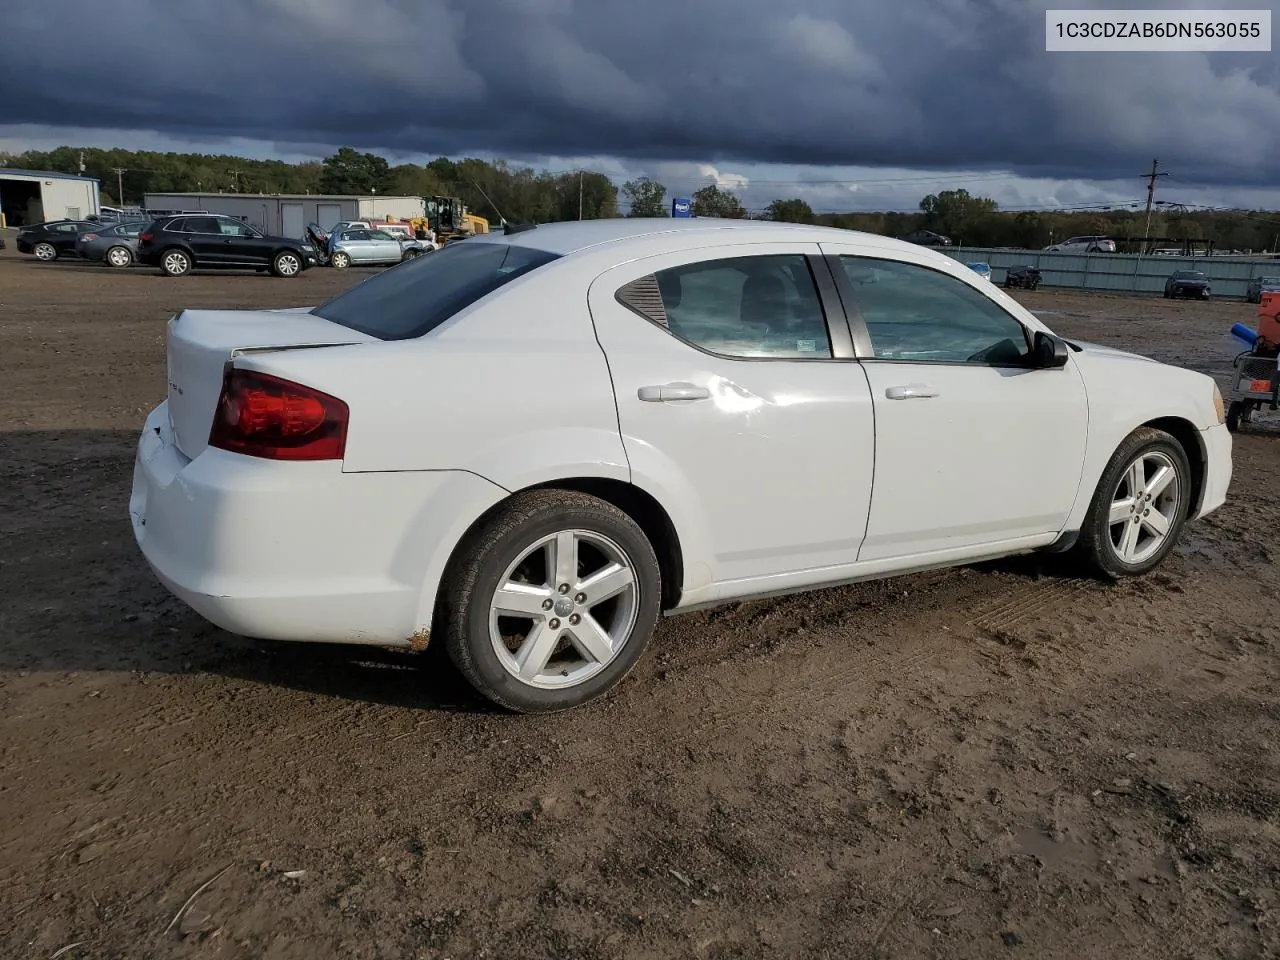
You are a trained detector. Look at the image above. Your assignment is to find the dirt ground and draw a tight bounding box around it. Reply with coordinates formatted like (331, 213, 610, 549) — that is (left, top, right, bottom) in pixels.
(2, 240, 1278, 960)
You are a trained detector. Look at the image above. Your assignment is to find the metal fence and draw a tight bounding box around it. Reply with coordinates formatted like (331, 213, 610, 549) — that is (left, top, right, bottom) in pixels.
(937, 247, 1280, 299)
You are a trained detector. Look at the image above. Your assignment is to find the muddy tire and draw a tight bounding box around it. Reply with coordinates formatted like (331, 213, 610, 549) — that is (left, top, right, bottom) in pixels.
(439, 490, 662, 713)
(1075, 427, 1192, 579)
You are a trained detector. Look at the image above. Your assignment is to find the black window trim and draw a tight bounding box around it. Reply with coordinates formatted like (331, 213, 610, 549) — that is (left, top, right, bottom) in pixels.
(824, 252, 1039, 370)
(611, 251, 857, 363)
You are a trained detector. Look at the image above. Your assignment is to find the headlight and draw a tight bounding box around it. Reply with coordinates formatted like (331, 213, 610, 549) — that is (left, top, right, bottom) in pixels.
(1212, 382, 1225, 425)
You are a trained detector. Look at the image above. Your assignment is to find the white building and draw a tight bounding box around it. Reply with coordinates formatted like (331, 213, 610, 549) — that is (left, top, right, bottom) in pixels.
(0, 168, 102, 227)
(141, 192, 427, 239)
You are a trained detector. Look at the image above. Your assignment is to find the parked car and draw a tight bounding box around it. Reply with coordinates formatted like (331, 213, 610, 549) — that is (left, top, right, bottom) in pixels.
(1003, 265, 1042, 290)
(15, 219, 100, 261)
(1164, 269, 1211, 299)
(1245, 276, 1280, 304)
(75, 220, 150, 267)
(1044, 236, 1117, 254)
(328, 227, 426, 269)
(130, 218, 1232, 713)
(897, 229, 952, 246)
(966, 262, 992, 282)
(136, 213, 317, 277)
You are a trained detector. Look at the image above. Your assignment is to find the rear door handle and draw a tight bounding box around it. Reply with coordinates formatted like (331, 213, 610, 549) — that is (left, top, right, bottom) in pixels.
(885, 383, 939, 400)
(638, 382, 711, 402)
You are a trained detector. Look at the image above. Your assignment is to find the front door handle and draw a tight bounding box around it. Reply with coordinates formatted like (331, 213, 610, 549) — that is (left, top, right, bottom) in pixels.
(885, 383, 939, 400)
(638, 382, 711, 402)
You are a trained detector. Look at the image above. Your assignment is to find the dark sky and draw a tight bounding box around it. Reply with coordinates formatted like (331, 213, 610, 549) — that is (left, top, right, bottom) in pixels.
(3, 0, 1278, 188)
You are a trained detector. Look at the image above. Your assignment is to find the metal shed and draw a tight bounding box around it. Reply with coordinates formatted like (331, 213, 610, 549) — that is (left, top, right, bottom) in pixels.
(141, 193, 427, 239)
(0, 169, 102, 227)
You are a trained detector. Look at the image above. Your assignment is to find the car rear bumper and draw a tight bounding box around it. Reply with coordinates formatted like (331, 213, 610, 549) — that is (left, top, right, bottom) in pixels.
(129, 401, 505, 646)
(1194, 423, 1232, 520)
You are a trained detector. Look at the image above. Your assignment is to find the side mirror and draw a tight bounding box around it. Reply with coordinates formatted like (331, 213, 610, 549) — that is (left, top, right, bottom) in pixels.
(1031, 330, 1069, 369)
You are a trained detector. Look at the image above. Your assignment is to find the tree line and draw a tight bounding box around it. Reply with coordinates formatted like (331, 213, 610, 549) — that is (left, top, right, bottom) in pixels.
(4, 146, 1277, 251)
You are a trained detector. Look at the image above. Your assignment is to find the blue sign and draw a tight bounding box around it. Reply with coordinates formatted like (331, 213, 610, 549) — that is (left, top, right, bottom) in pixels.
(671, 197, 692, 218)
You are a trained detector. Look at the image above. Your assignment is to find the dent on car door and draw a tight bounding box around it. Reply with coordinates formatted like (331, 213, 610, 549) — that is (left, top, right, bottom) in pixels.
(586, 243, 876, 591)
(820, 246, 1090, 562)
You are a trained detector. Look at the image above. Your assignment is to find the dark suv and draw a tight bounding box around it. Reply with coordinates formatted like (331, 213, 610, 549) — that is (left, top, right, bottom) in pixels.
(136, 214, 317, 278)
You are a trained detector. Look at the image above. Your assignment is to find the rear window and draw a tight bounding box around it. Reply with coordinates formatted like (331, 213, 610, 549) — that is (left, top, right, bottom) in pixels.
(310, 240, 560, 340)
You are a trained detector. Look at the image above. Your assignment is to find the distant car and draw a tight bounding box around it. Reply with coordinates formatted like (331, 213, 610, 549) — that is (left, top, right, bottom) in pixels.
(1003, 265, 1042, 291)
(137, 213, 317, 277)
(897, 229, 952, 246)
(130, 218, 1232, 714)
(1164, 270, 1211, 300)
(966, 262, 992, 282)
(1245, 276, 1280, 304)
(328, 228, 425, 269)
(75, 220, 150, 267)
(15, 219, 100, 261)
(1045, 236, 1116, 254)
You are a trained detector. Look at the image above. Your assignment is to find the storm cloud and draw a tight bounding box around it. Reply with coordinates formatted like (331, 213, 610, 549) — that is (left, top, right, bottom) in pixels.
(3, 0, 1279, 187)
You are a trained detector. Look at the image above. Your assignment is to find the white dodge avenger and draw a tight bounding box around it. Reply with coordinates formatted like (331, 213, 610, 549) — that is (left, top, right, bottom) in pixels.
(131, 219, 1232, 712)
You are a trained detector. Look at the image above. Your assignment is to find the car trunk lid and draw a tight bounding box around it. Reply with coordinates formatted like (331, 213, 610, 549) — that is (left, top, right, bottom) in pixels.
(165, 308, 374, 459)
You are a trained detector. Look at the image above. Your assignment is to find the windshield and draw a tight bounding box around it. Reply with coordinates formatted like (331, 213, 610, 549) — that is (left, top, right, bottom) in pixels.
(311, 240, 560, 340)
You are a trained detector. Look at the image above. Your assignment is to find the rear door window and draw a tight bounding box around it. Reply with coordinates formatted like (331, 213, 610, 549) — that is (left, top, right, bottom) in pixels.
(311, 240, 560, 340)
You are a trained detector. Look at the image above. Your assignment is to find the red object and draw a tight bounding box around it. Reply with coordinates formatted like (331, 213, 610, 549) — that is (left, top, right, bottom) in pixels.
(1259, 292, 1280, 346)
(138, 232, 153, 242)
(208, 369, 348, 461)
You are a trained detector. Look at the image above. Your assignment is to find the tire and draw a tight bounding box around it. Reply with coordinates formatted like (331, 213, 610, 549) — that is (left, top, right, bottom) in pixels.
(402, 248, 420, 260)
(439, 489, 662, 713)
(1226, 401, 1243, 433)
(330, 251, 351, 269)
(160, 248, 192, 277)
(271, 250, 302, 278)
(105, 245, 132, 268)
(33, 242, 57, 262)
(1074, 427, 1192, 579)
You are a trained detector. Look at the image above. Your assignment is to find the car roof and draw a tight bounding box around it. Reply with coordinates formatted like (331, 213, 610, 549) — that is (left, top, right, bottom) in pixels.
(469, 217, 923, 257)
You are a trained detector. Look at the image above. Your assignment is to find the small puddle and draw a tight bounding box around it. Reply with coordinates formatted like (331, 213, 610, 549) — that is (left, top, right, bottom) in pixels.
(1012, 826, 1098, 872)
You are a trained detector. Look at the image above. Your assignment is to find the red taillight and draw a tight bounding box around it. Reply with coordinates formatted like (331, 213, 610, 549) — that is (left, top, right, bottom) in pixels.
(208, 369, 348, 461)
(139, 232, 153, 242)
(82, 233, 99, 241)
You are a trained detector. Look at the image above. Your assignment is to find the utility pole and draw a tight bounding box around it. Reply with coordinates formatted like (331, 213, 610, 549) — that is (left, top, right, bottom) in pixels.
(578, 170, 584, 220)
(78, 151, 85, 175)
(112, 167, 127, 205)
(1139, 158, 1169, 247)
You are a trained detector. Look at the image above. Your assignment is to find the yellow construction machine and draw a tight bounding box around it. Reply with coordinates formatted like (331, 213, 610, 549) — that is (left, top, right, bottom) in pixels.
(423, 195, 489, 245)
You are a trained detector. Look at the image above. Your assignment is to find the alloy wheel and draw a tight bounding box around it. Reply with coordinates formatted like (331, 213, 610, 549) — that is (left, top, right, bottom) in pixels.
(488, 529, 639, 689)
(1108, 450, 1181, 564)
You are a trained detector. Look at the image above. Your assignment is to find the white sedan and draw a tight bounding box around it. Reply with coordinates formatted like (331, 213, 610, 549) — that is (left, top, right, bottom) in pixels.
(131, 219, 1232, 713)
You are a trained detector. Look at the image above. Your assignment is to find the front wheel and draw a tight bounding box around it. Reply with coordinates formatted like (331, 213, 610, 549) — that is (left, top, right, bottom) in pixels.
(330, 251, 351, 269)
(402, 248, 420, 261)
(271, 250, 302, 277)
(1075, 427, 1191, 579)
(440, 490, 662, 713)
(33, 242, 57, 261)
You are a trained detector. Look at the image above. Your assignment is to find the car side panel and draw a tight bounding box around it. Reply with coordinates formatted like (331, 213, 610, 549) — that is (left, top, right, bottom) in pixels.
(1059, 348, 1225, 530)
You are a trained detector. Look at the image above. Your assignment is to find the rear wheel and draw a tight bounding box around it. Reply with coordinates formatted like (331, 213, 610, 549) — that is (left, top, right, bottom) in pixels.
(1075, 427, 1191, 579)
(160, 248, 192, 277)
(33, 242, 57, 261)
(440, 490, 662, 713)
(271, 250, 302, 277)
(106, 245, 132, 268)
